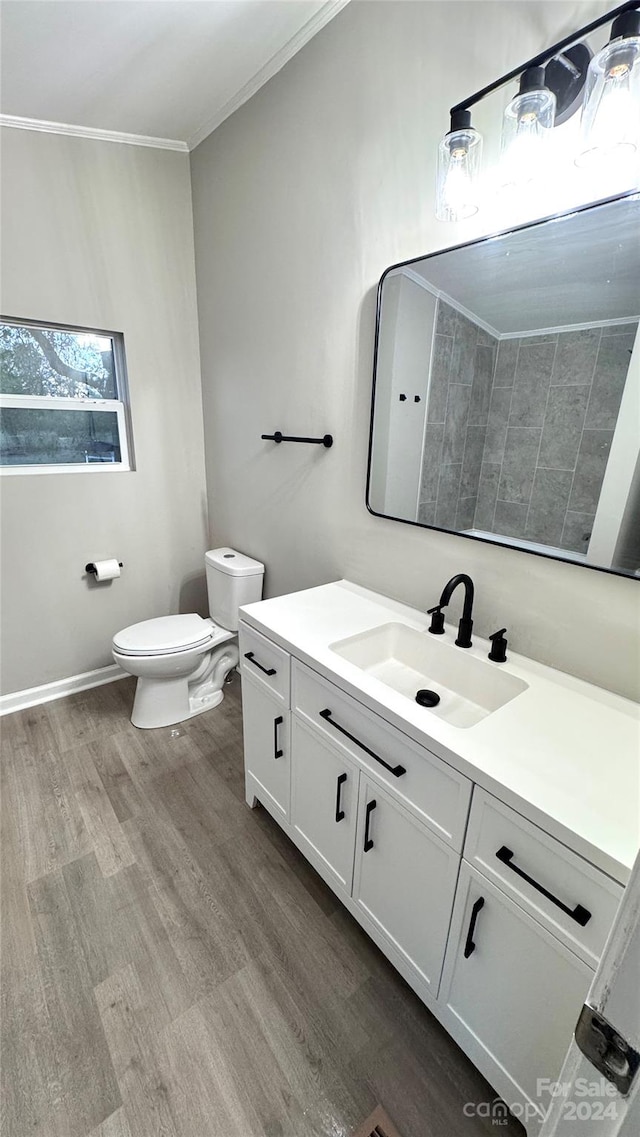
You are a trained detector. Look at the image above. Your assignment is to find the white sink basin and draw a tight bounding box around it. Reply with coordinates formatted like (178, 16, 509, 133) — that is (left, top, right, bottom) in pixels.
(329, 622, 528, 728)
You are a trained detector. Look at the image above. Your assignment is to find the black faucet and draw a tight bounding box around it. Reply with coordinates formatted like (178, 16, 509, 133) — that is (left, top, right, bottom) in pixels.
(428, 573, 475, 648)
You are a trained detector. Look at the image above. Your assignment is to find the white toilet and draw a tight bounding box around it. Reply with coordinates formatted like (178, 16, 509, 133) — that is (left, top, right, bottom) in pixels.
(112, 547, 264, 729)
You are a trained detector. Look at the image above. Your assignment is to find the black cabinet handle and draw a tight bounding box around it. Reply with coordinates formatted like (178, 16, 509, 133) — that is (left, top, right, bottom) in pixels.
(464, 896, 485, 958)
(496, 846, 591, 927)
(335, 772, 347, 823)
(244, 651, 276, 677)
(364, 799, 377, 851)
(319, 709, 406, 777)
(273, 716, 283, 759)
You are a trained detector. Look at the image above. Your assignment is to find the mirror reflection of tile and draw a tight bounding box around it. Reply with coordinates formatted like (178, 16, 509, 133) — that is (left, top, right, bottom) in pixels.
(418, 300, 636, 558)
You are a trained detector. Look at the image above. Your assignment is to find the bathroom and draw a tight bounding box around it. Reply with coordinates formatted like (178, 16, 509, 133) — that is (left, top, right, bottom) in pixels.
(1, 1, 639, 1135)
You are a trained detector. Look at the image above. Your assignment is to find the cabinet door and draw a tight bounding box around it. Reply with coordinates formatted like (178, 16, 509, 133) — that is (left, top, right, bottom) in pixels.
(352, 775, 460, 998)
(242, 673, 290, 820)
(439, 862, 593, 1129)
(290, 717, 357, 894)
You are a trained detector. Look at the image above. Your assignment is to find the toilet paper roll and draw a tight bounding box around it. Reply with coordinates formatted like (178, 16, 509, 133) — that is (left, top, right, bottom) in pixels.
(92, 559, 121, 582)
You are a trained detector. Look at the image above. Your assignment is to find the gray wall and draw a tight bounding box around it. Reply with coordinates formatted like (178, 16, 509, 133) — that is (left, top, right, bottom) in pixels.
(0, 128, 208, 696)
(476, 323, 638, 553)
(190, 0, 640, 702)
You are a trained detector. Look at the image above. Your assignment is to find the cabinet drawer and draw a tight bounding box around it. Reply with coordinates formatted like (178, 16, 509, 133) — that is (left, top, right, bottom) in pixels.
(465, 788, 623, 966)
(239, 623, 290, 705)
(292, 660, 471, 851)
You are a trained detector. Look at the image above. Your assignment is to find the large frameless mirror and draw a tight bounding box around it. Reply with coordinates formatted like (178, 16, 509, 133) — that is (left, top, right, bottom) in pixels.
(367, 193, 640, 578)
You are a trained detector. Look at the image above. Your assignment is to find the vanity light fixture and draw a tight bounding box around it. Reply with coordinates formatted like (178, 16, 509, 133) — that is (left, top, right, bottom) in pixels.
(437, 1, 640, 219)
(436, 109, 483, 221)
(577, 7, 640, 165)
(500, 66, 556, 189)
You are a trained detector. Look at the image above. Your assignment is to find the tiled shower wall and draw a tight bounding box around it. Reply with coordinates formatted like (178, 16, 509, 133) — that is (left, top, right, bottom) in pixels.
(475, 322, 637, 554)
(418, 300, 497, 529)
(418, 297, 636, 556)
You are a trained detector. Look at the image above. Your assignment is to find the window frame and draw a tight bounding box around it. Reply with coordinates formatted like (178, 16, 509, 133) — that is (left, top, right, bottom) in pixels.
(0, 316, 134, 475)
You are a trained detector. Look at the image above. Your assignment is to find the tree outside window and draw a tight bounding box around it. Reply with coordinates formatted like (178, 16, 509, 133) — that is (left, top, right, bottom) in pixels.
(0, 320, 131, 472)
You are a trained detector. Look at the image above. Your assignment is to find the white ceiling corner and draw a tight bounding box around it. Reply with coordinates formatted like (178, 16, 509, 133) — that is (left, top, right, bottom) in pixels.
(186, 0, 350, 148)
(0, 0, 350, 151)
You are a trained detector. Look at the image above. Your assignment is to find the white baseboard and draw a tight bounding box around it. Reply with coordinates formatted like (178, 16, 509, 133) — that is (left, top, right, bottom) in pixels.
(0, 664, 128, 717)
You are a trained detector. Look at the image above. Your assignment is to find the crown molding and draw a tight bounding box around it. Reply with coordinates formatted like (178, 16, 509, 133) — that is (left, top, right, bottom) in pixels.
(0, 114, 189, 152)
(398, 267, 502, 341)
(399, 267, 434, 293)
(438, 287, 502, 341)
(0, 0, 349, 154)
(187, 0, 351, 150)
(501, 314, 640, 340)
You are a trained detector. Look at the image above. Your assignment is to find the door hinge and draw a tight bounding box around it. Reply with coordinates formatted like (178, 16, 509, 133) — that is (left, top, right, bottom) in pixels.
(575, 1004, 640, 1096)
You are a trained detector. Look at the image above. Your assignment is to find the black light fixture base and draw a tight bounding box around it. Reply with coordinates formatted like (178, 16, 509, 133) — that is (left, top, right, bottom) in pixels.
(611, 7, 640, 39)
(450, 108, 472, 133)
(545, 42, 593, 126)
(519, 65, 547, 94)
(449, 1, 638, 123)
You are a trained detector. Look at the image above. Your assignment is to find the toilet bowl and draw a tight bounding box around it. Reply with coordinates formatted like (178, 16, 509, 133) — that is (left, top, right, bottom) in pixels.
(112, 548, 264, 729)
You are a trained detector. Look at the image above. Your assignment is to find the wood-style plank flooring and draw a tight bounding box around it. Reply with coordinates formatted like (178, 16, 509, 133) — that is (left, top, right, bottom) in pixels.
(1, 675, 524, 1137)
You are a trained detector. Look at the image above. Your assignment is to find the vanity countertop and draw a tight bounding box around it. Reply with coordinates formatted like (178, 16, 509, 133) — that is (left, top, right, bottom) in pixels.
(240, 580, 640, 885)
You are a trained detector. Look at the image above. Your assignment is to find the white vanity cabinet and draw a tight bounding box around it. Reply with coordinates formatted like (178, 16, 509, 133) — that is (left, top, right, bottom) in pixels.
(237, 605, 629, 1136)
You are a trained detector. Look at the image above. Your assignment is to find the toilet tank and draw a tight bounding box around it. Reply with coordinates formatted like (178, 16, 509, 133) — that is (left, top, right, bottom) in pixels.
(205, 548, 264, 631)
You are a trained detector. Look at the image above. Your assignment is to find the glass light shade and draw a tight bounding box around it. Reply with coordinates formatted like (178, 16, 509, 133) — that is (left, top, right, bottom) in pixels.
(500, 88, 556, 189)
(436, 127, 482, 221)
(576, 36, 640, 166)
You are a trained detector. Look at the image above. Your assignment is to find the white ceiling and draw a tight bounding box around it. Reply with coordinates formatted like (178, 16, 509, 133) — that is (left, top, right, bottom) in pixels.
(404, 195, 640, 335)
(0, 0, 348, 150)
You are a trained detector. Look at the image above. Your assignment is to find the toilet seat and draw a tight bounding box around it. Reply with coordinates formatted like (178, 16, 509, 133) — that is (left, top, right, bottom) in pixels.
(113, 613, 220, 657)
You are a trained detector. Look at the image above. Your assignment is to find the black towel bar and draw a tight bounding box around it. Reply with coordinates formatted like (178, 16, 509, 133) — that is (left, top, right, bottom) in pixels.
(261, 431, 333, 448)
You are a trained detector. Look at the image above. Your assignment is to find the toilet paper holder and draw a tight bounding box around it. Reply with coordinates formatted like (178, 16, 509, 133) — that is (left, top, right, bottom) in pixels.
(85, 561, 123, 574)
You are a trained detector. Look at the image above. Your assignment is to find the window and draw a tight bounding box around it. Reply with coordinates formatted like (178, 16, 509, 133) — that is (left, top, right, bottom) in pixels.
(0, 318, 133, 473)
